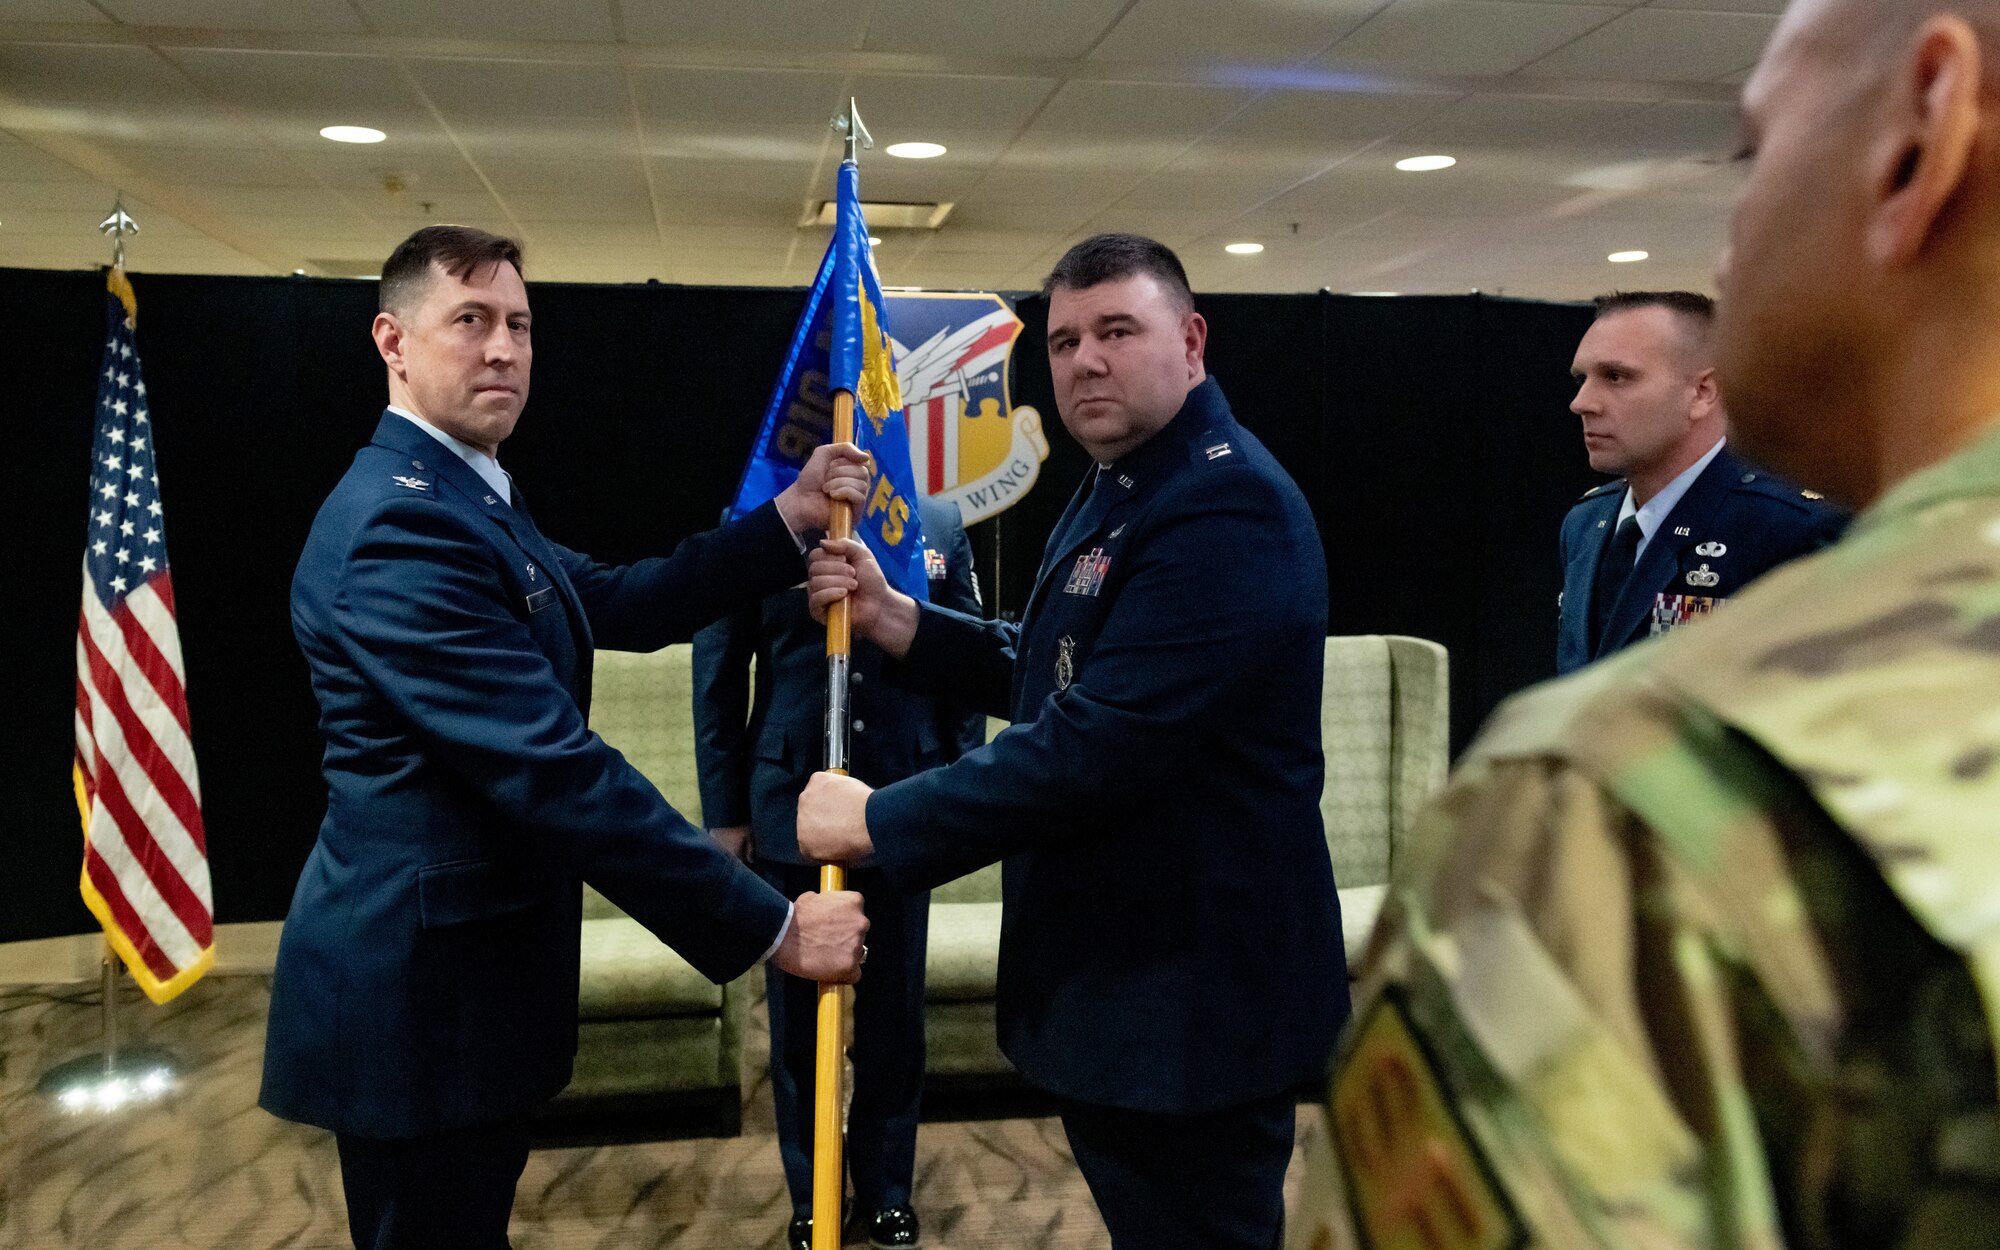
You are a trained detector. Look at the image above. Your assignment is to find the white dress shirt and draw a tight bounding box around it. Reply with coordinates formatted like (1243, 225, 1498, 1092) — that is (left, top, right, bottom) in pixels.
(1617, 437, 1726, 562)
(387, 406, 512, 504)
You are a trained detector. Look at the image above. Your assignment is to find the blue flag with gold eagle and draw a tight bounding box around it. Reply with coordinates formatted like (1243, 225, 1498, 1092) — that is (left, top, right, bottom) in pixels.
(728, 160, 928, 601)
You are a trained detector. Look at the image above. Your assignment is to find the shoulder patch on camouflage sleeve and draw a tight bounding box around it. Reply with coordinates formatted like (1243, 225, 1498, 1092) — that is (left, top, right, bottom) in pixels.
(1333, 993, 1523, 1250)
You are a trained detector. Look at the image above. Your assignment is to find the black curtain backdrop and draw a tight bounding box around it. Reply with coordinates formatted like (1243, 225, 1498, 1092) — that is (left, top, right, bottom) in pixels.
(1, 267, 1597, 943)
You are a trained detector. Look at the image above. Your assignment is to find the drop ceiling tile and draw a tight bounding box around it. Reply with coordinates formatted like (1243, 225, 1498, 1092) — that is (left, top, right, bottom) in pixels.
(349, 0, 618, 43)
(92, 0, 370, 32)
(863, 0, 1130, 59)
(1521, 9, 1778, 83)
(620, 0, 871, 52)
(2, 0, 115, 19)
(1090, 0, 1384, 64)
(1322, 1, 1624, 78)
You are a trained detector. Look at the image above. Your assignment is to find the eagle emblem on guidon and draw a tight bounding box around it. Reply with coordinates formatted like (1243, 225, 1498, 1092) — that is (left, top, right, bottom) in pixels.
(887, 291, 1050, 525)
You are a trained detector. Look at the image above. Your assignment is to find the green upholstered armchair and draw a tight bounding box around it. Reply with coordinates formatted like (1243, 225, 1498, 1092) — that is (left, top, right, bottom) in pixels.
(920, 640, 1449, 1081)
(1320, 635, 1450, 966)
(556, 644, 750, 1133)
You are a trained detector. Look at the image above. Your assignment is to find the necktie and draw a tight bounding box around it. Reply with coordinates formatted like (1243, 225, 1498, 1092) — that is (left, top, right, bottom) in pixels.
(1591, 514, 1643, 652)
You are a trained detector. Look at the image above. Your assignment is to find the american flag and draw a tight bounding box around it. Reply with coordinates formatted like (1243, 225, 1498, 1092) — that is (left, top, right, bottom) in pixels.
(73, 268, 213, 1004)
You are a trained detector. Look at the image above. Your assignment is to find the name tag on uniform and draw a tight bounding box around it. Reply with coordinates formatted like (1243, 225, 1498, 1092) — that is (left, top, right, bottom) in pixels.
(1651, 592, 1722, 636)
(1064, 548, 1110, 596)
(526, 586, 557, 614)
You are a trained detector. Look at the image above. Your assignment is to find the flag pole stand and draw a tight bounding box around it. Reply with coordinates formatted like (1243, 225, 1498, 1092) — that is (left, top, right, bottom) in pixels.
(36, 941, 182, 1112)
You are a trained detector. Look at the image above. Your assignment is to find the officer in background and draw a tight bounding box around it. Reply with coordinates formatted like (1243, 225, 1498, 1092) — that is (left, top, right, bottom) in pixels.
(691, 495, 984, 1250)
(1558, 290, 1845, 674)
(1308, 0, 2000, 1246)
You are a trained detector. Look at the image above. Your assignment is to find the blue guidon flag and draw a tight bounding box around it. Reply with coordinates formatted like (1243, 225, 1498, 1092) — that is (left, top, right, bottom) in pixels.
(728, 160, 929, 601)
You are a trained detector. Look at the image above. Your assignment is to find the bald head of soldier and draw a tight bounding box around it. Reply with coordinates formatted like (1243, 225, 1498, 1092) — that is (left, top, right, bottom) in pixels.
(1718, 0, 2000, 506)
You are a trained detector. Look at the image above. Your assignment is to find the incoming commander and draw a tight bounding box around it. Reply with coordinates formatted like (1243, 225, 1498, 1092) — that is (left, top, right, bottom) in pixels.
(798, 234, 1348, 1250)
(262, 226, 871, 1250)
(1315, 1, 2000, 1247)
(1558, 290, 1845, 674)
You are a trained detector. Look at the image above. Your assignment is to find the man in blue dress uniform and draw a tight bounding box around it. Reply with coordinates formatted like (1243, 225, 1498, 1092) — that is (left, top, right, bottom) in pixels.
(693, 494, 985, 1250)
(262, 226, 871, 1250)
(1558, 290, 1847, 674)
(795, 235, 1348, 1250)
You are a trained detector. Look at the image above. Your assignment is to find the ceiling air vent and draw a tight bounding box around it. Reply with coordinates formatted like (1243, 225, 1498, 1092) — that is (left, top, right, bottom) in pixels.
(799, 200, 954, 229)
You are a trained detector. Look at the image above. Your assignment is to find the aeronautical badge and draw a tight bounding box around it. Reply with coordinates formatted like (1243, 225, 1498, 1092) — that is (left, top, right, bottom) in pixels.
(1332, 994, 1519, 1250)
(1054, 635, 1075, 691)
(1685, 563, 1721, 589)
(1694, 541, 1727, 558)
(392, 475, 429, 491)
(925, 547, 948, 581)
(1652, 592, 1723, 637)
(1064, 548, 1111, 596)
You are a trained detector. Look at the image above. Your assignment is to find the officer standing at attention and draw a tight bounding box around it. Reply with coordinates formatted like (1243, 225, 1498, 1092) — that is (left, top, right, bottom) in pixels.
(796, 234, 1348, 1250)
(263, 225, 871, 1250)
(691, 494, 985, 1250)
(1558, 290, 1845, 674)
(1311, 0, 2000, 1246)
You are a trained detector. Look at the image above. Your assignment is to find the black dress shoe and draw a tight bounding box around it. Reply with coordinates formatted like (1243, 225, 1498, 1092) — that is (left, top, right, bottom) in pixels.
(865, 1205, 921, 1248)
(787, 1214, 813, 1250)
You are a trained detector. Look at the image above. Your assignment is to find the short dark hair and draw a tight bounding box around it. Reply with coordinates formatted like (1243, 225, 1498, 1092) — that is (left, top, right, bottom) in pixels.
(1041, 233, 1194, 313)
(380, 225, 524, 315)
(1593, 290, 1714, 324)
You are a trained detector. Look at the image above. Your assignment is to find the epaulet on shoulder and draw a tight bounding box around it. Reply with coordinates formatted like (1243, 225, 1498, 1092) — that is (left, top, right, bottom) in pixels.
(1732, 469, 1824, 508)
(1576, 480, 1623, 503)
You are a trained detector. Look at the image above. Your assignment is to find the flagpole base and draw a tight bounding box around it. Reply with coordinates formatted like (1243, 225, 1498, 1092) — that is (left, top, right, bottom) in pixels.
(38, 1046, 183, 1113)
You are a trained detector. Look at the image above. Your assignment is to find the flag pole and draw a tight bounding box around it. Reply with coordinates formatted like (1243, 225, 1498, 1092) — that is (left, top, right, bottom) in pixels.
(812, 97, 872, 1250)
(39, 199, 182, 1114)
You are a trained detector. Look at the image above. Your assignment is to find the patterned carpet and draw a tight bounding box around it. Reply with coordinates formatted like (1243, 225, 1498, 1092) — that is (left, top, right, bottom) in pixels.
(0, 973, 1328, 1249)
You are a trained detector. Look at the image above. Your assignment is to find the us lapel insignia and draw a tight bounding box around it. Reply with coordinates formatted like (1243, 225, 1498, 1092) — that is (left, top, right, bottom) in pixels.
(1686, 563, 1721, 589)
(526, 562, 538, 583)
(1054, 635, 1076, 691)
(1695, 541, 1727, 557)
(1064, 547, 1111, 596)
(392, 475, 429, 491)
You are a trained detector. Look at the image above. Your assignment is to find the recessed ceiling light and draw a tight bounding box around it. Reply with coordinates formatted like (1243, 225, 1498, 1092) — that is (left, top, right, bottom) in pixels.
(885, 142, 946, 159)
(1224, 242, 1264, 255)
(1608, 250, 1650, 263)
(1352, 291, 1400, 297)
(1395, 155, 1456, 172)
(319, 125, 386, 144)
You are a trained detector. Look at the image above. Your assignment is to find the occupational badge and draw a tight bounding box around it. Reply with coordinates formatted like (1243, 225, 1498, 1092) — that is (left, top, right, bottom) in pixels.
(1685, 563, 1721, 588)
(1054, 635, 1075, 691)
(391, 475, 429, 491)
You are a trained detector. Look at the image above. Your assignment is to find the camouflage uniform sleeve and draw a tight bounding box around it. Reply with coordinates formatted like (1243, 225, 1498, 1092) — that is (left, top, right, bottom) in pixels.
(1309, 691, 2000, 1250)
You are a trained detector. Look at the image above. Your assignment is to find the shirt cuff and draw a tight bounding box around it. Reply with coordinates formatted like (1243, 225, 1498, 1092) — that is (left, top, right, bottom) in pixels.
(760, 900, 795, 964)
(770, 494, 818, 555)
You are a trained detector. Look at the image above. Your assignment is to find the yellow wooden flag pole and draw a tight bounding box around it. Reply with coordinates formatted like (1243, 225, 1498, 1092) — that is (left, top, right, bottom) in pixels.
(812, 388, 858, 1248)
